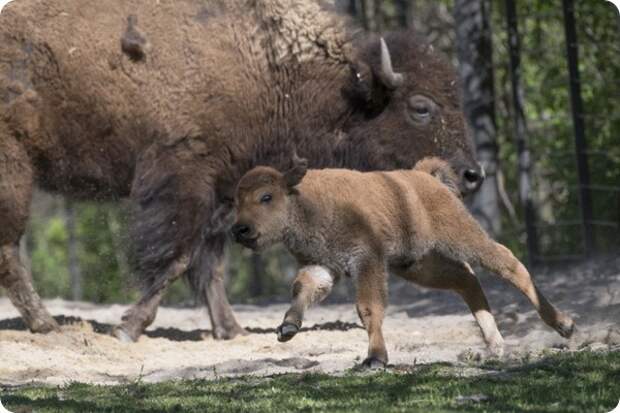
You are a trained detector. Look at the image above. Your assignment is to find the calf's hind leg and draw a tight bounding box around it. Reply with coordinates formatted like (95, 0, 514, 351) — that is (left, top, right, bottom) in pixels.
(397, 255, 504, 356)
(439, 216, 574, 339)
(0, 134, 58, 333)
(277, 265, 335, 342)
(477, 243, 574, 338)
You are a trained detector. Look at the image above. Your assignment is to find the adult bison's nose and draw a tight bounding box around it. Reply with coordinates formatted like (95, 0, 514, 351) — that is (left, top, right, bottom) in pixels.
(462, 163, 485, 192)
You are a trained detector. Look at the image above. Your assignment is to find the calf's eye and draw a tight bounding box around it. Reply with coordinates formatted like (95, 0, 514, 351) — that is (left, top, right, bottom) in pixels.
(260, 194, 273, 204)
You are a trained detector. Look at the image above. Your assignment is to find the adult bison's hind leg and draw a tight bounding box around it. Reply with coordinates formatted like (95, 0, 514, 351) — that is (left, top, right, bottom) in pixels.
(0, 134, 58, 333)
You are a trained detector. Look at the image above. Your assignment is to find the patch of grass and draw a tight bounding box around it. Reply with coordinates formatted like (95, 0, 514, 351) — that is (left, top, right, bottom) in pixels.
(2, 351, 619, 413)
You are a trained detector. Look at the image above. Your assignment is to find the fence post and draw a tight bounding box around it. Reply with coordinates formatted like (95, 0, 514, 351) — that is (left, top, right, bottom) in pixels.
(505, 0, 539, 264)
(562, 0, 595, 256)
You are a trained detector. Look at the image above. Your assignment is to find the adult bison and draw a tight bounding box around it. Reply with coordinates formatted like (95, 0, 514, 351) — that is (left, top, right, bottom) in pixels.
(0, 0, 483, 341)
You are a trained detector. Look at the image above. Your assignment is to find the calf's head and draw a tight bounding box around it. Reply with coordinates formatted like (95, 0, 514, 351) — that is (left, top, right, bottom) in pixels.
(232, 157, 308, 251)
(346, 34, 484, 194)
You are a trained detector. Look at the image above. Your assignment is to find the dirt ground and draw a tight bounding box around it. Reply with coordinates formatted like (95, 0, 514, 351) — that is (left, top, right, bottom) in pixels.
(0, 256, 618, 386)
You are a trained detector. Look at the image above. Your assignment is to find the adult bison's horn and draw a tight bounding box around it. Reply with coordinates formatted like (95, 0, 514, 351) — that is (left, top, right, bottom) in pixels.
(380, 38, 404, 89)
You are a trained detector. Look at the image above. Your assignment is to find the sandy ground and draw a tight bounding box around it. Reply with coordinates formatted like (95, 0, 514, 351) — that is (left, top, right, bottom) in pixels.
(0, 256, 618, 386)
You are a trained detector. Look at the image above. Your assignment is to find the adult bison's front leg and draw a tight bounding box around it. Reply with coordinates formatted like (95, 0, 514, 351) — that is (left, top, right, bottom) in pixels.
(113, 254, 189, 342)
(189, 237, 247, 340)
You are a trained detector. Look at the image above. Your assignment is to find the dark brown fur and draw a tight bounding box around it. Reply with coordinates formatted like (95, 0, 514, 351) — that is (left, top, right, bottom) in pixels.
(0, 0, 481, 339)
(233, 158, 575, 367)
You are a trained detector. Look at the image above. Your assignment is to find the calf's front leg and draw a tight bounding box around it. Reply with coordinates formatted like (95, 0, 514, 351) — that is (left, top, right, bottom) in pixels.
(277, 265, 334, 342)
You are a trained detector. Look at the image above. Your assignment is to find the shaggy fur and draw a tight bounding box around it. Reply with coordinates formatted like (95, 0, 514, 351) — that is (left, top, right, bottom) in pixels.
(0, 0, 482, 340)
(233, 158, 575, 367)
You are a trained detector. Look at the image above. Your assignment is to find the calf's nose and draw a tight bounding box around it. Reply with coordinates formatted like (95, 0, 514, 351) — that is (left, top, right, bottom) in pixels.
(231, 223, 251, 240)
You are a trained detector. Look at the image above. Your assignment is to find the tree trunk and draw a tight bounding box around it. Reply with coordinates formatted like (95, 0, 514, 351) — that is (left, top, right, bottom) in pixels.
(395, 0, 413, 28)
(360, 0, 378, 31)
(454, 0, 502, 237)
(505, 0, 539, 263)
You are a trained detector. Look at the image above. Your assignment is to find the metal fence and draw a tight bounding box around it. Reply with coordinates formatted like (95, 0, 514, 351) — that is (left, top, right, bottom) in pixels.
(498, 0, 620, 263)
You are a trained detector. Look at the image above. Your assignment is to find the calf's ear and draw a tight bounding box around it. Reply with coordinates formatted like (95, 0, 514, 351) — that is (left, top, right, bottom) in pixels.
(284, 154, 308, 189)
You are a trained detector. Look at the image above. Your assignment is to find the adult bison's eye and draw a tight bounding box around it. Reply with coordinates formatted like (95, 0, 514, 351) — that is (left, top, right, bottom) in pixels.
(260, 193, 273, 204)
(414, 106, 430, 116)
(407, 95, 437, 125)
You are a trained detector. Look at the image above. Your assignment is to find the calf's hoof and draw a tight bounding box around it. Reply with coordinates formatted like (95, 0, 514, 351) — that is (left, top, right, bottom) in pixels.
(486, 333, 505, 358)
(213, 325, 249, 340)
(112, 326, 139, 343)
(277, 322, 299, 342)
(555, 315, 575, 339)
(361, 357, 387, 370)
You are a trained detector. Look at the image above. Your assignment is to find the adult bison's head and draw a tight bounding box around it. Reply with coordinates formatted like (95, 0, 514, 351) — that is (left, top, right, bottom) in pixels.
(342, 32, 483, 195)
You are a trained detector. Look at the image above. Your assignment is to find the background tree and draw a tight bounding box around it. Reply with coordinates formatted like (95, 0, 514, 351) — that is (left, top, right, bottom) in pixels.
(454, 0, 503, 237)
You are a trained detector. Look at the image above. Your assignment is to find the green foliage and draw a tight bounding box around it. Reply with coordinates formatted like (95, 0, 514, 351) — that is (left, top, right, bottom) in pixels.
(25, 197, 143, 304)
(3, 350, 619, 412)
(29, 216, 71, 298)
(491, 1, 620, 258)
(227, 244, 296, 304)
(74, 204, 136, 304)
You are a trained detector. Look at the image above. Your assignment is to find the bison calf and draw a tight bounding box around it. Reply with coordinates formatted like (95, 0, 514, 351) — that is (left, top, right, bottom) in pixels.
(232, 157, 575, 368)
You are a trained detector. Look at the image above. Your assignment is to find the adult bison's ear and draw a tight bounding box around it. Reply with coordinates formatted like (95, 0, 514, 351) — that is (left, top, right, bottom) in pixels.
(283, 154, 308, 190)
(346, 38, 405, 116)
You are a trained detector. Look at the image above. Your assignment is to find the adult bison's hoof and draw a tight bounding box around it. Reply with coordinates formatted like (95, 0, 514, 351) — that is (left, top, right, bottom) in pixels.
(112, 326, 138, 343)
(30, 317, 60, 334)
(361, 357, 387, 370)
(213, 326, 249, 340)
(277, 322, 299, 342)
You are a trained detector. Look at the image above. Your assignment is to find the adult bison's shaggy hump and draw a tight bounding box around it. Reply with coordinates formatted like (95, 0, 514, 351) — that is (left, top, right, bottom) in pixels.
(0, 0, 483, 341)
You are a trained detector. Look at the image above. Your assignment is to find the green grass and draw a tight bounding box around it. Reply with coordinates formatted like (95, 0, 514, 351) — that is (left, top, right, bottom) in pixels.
(2, 351, 619, 413)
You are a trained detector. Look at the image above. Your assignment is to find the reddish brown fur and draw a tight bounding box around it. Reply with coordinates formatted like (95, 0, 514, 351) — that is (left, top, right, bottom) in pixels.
(233, 157, 575, 367)
(0, 0, 481, 339)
